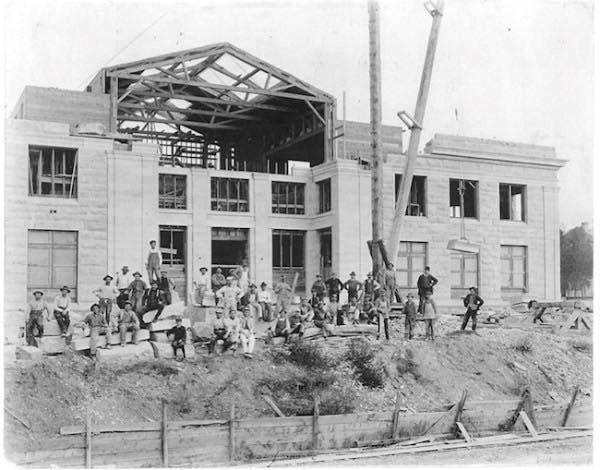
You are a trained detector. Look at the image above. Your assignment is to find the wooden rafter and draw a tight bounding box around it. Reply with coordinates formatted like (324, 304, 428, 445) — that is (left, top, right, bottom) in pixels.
(119, 102, 264, 121)
(118, 115, 241, 130)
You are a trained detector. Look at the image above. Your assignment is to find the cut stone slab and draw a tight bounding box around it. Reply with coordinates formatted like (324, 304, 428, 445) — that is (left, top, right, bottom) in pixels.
(141, 301, 185, 324)
(44, 320, 62, 337)
(71, 329, 150, 351)
(191, 322, 212, 339)
(151, 331, 191, 344)
(150, 341, 195, 359)
(149, 318, 191, 332)
(15, 345, 43, 360)
(37, 336, 67, 354)
(95, 342, 155, 362)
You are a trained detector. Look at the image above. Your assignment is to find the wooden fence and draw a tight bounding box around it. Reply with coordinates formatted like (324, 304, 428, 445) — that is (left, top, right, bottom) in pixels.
(6, 398, 591, 468)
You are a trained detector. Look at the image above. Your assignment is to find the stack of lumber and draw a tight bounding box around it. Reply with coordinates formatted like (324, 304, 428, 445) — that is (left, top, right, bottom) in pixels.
(269, 324, 378, 345)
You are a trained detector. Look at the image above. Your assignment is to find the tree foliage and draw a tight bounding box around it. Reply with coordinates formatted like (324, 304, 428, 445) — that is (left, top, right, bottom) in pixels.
(560, 223, 593, 295)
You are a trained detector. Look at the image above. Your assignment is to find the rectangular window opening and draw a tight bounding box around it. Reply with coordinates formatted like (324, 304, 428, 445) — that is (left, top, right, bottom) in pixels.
(395, 175, 427, 216)
(271, 182, 305, 214)
(449, 179, 478, 218)
(29, 146, 78, 198)
(499, 184, 526, 221)
(159, 174, 187, 209)
(501, 245, 528, 298)
(317, 179, 331, 214)
(210, 177, 249, 212)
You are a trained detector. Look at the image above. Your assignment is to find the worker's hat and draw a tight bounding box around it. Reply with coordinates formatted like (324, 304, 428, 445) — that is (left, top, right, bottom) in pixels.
(122, 265, 129, 269)
(350, 271, 356, 276)
(367, 272, 373, 276)
(316, 274, 322, 278)
(133, 271, 142, 277)
(249, 283, 256, 288)
(90, 303, 100, 311)
(160, 270, 167, 274)
(200, 267, 208, 272)
(175, 316, 183, 322)
(469, 286, 478, 292)
(32, 290, 44, 296)
(215, 308, 224, 314)
(103, 274, 113, 281)
(260, 281, 267, 286)
(149, 239, 157, 243)
(60, 286, 71, 293)
(425, 266, 431, 270)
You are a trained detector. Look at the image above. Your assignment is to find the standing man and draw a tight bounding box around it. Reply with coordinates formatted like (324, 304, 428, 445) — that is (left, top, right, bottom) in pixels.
(362, 272, 381, 318)
(461, 287, 484, 331)
(128, 272, 147, 317)
(194, 267, 210, 305)
(234, 261, 250, 294)
(118, 301, 140, 347)
(216, 276, 243, 312)
(167, 316, 187, 361)
(115, 266, 134, 308)
(26, 290, 49, 347)
(344, 272, 363, 303)
(375, 290, 391, 340)
(311, 274, 327, 304)
(53, 286, 72, 337)
(81, 304, 110, 357)
(403, 293, 418, 340)
(274, 275, 292, 314)
(384, 263, 400, 303)
(93, 275, 119, 324)
(325, 272, 344, 302)
(258, 282, 274, 321)
(144, 280, 165, 323)
(417, 266, 438, 313)
(211, 267, 227, 293)
(158, 270, 175, 306)
(146, 240, 162, 283)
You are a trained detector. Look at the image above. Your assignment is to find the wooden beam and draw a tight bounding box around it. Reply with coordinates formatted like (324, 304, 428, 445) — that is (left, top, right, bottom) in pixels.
(108, 72, 330, 102)
(312, 395, 320, 451)
(262, 395, 286, 418)
(229, 404, 236, 461)
(119, 102, 264, 121)
(561, 386, 580, 427)
(85, 410, 92, 469)
(161, 399, 168, 466)
(304, 99, 326, 125)
(264, 125, 323, 158)
(518, 410, 538, 437)
(210, 62, 262, 89)
(117, 115, 241, 130)
(456, 421, 471, 442)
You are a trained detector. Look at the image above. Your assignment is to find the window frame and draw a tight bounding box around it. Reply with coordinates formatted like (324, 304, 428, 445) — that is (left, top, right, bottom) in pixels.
(499, 183, 527, 222)
(272, 230, 306, 268)
(271, 181, 306, 215)
(501, 245, 528, 294)
(158, 174, 187, 209)
(317, 178, 331, 214)
(210, 177, 250, 212)
(450, 252, 480, 299)
(28, 145, 78, 199)
(395, 241, 428, 289)
(394, 174, 427, 216)
(449, 178, 479, 219)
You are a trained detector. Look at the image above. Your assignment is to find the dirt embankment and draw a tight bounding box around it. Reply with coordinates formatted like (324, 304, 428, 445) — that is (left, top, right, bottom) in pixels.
(4, 315, 592, 452)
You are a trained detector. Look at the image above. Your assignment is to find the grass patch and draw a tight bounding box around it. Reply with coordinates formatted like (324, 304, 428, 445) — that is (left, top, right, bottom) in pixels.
(512, 335, 533, 353)
(345, 338, 386, 388)
(395, 348, 421, 380)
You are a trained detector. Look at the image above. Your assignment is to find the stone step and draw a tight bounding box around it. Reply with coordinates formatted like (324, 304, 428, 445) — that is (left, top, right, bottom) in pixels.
(71, 329, 150, 351)
(15, 345, 43, 360)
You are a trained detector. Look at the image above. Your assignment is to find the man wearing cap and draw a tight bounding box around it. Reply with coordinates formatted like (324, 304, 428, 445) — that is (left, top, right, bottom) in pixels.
(26, 290, 50, 347)
(417, 266, 438, 314)
(234, 261, 250, 294)
(158, 270, 175, 306)
(208, 308, 228, 354)
(461, 287, 484, 331)
(118, 301, 140, 347)
(194, 267, 210, 305)
(267, 309, 291, 344)
(384, 263, 400, 304)
(146, 239, 162, 283)
(53, 286, 72, 336)
(167, 317, 187, 360)
(344, 272, 363, 303)
(115, 266, 134, 308)
(93, 275, 120, 324)
(239, 306, 255, 358)
(81, 304, 110, 356)
(211, 267, 227, 293)
(274, 275, 292, 314)
(128, 272, 147, 317)
(363, 272, 381, 303)
(312, 300, 334, 339)
(240, 283, 262, 320)
(216, 276, 243, 312)
(144, 280, 165, 323)
(311, 274, 326, 304)
(325, 273, 344, 302)
(258, 282, 274, 321)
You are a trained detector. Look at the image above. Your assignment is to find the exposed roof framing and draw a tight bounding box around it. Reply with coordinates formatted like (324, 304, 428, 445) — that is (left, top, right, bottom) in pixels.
(91, 42, 334, 139)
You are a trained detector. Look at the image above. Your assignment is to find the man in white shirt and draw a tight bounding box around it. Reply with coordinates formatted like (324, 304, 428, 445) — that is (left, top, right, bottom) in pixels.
(216, 276, 243, 312)
(53, 286, 72, 336)
(115, 265, 134, 308)
(258, 282, 274, 321)
(194, 266, 210, 305)
(146, 240, 162, 283)
(93, 275, 120, 324)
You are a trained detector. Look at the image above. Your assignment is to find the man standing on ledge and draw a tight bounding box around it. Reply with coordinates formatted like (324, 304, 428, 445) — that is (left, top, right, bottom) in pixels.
(146, 239, 162, 283)
(417, 266, 438, 313)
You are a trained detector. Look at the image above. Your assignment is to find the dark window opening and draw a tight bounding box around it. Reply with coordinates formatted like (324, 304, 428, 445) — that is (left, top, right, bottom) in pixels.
(271, 182, 305, 214)
(449, 179, 478, 218)
(317, 179, 331, 214)
(29, 146, 78, 198)
(159, 174, 187, 209)
(395, 175, 427, 216)
(273, 229, 306, 291)
(319, 228, 332, 279)
(499, 184, 526, 221)
(211, 227, 248, 275)
(210, 177, 249, 212)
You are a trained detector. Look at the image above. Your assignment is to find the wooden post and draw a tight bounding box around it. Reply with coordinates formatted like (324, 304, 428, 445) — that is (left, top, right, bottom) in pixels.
(561, 386, 580, 427)
(161, 399, 168, 467)
(85, 410, 92, 469)
(453, 389, 468, 437)
(312, 395, 320, 451)
(368, 0, 385, 283)
(109, 76, 118, 132)
(525, 387, 537, 429)
(391, 390, 402, 440)
(229, 403, 236, 461)
(342, 91, 347, 159)
(388, 0, 444, 265)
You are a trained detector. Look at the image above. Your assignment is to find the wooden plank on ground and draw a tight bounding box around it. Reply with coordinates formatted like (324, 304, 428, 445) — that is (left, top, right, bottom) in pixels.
(262, 394, 286, 417)
(518, 411, 538, 437)
(456, 421, 471, 442)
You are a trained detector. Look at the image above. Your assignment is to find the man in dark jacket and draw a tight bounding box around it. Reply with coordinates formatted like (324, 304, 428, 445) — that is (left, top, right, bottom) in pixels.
(144, 280, 165, 324)
(311, 274, 326, 304)
(325, 272, 344, 301)
(403, 293, 418, 340)
(158, 270, 175, 305)
(461, 287, 484, 331)
(417, 266, 438, 313)
(167, 316, 187, 360)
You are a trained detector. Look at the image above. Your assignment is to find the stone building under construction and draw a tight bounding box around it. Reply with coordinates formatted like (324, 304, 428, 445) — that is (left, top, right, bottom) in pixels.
(4, 43, 566, 339)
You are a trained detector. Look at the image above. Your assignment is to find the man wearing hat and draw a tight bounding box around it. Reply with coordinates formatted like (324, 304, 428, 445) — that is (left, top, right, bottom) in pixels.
(384, 263, 400, 304)
(258, 282, 274, 322)
(216, 276, 242, 312)
(211, 267, 227, 293)
(146, 240, 162, 283)
(461, 287, 484, 331)
(194, 267, 210, 305)
(325, 272, 344, 302)
(167, 316, 187, 360)
(344, 272, 363, 303)
(158, 270, 175, 306)
(93, 275, 120, 324)
(118, 301, 140, 347)
(311, 274, 326, 304)
(53, 286, 72, 336)
(274, 275, 292, 315)
(240, 283, 261, 320)
(128, 271, 147, 316)
(208, 308, 228, 354)
(144, 279, 165, 323)
(115, 266, 134, 308)
(26, 290, 49, 347)
(363, 272, 381, 303)
(417, 266, 438, 314)
(80, 303, 110, 356)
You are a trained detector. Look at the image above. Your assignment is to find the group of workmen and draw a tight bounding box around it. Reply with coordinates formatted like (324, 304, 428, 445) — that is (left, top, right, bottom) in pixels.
(25, 240, 188, 359)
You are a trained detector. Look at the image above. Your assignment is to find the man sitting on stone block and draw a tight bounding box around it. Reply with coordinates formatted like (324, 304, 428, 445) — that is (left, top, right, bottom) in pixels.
(167, 316, 187, 361)
(223, 308, 241, 354)
(26, 290, 50, 347)
(53, 286, 71, 337)
(208, 308, 228, 354)
(144, 280, 165, 323)
(118, 301, 140, 347)
(266, 310, 291, 344)
(81, 303, 110, 357)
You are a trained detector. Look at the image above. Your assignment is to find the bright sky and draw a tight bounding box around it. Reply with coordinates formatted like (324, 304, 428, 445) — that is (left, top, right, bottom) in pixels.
(3, 0, 593, 228)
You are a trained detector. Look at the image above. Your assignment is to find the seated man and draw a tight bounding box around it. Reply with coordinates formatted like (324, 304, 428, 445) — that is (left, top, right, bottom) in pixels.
(288, 299, 314, 340)
(167, 316, 187, 361)
(144, 280, 165, 323)
(53, 286, 72, 337)
(267, 310, 291, 344)
(345, 297, 361, 325)
(258, 282, 274, 322)
(118, 301, 140, 347)
(240, 283, 262, 320)
(239, 306, 255, 359)
(312, 300, 334, 339)
(81, 303, 110, 357)
(208, 308, 228, 354)
(223, 308, 241, 353)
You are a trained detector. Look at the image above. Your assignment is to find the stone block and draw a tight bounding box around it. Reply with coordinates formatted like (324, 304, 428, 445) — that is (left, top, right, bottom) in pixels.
(95, 342, 155, 362)
(15, 345, 43, 360)
(38, 336, 67, 354)
(71, 329, 150, 351)
(149, 341, 195, 359)
(149, 318, 191, 332)
(151, 331, 191, 344)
